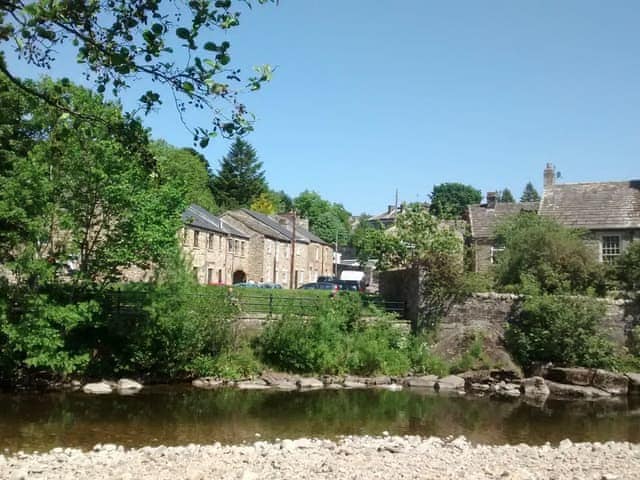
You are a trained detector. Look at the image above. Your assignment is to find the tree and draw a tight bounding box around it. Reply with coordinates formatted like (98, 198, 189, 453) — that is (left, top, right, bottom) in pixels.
(152, 140, 218, 213)
(250, 192, 277, 214)
(494, 213, 605, 294)
(617, 242, 640, 292)
(0, 1, 275, 146)
(429, 183, 482, 219)
(365, 204, 466, 332)
(498, 188, 515, 203)
(293, 191, 352, 244)
(520, 182, 541, 203)
(0, 77, 185, 285)
(210, 138, 267, 209)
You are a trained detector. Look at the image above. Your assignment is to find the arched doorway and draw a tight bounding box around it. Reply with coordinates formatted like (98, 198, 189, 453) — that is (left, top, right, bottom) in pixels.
(232, 270, 247, 284)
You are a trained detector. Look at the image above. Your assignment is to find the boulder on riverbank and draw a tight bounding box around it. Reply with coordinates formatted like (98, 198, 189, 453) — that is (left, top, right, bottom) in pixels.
(117, 379, 143, 394)
(545, 380, 612, 399)
(520, 376, 550, 400)
(192, 377, 223, 389)
(544, 367, 629, 396)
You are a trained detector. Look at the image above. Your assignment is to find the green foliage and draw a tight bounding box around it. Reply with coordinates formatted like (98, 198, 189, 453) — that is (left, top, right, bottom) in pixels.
(429, 183, 482, 219)
(616, 241, 640, 292)
(351, 221, 399, 267)
(0, 0, 275, 143)
(520, 182, 541, 203)
(0, 77, 185, 286)
(210, 138, 267, 209)
(498, 188, 515, 203)
(494, 212, 605, 295)
(405, 334, 450, 376)
(250, 191, 278, 214)
(152, 140, 218, 213)
(450, 332, 493, 373)
(192, 344, 262, 379)
(293, 190, 352, 244)
(506, 293, 617, 370)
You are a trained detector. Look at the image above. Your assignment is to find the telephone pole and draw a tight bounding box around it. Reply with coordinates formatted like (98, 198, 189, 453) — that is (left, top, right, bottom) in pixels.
(289, 210, 296, 289)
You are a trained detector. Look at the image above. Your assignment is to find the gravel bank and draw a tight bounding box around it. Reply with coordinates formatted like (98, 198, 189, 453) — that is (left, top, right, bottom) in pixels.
(2, 436, 639, 480)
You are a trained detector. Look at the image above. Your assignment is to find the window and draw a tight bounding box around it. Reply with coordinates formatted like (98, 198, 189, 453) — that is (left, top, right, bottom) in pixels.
(207, 268, 214, 284)
(241, 241, 245, 257)
(234, 240, 239, 253)
(218, 235, 222, 252)
(183, 228, 188, 245)
(602, 236, 621, 263)
(208, 234, 215, 250)
(218, 269, 223, 283)
(490, 246, 505, 264)
(228, 238, 233, 252)
(193, 231, 200, 247)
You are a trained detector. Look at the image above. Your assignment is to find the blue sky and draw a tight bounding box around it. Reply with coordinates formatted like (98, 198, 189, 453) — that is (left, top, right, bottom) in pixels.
(7, 1, 640, 215)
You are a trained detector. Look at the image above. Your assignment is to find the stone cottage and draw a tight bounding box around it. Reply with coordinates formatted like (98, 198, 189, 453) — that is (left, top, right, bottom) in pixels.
(467, 192, 538, 273)
(539, 163, 640, 263)
(222, 209, 334, 288)
(181, 204, 251, 285)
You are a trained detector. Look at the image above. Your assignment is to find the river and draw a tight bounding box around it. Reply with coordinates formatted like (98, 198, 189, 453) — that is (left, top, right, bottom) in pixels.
(1, 386, 639, 453)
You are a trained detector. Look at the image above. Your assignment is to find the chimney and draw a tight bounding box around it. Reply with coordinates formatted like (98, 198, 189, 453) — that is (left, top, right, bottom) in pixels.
(486, 192, 497, 209)
(544, 163, 555, 188)
(387, 205, 395, 214)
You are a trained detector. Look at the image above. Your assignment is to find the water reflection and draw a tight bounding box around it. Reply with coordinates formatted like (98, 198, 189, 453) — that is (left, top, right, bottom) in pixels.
(0, 386, 638, 453)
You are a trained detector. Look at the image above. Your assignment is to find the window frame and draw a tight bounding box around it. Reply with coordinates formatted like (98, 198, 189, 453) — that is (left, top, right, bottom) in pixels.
(602, 235, 621, 263)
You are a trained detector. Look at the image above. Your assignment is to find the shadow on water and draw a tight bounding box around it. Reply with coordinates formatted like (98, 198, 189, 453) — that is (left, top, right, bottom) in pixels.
(1, 386, 639, 452)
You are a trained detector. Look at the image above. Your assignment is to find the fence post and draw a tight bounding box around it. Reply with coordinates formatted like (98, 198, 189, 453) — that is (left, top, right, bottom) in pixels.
(269, 293, 273, 316)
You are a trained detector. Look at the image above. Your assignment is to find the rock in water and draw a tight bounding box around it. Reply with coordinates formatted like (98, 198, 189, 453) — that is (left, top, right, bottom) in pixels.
(82, 382, 113, 395)
(117, 378, 143, 393)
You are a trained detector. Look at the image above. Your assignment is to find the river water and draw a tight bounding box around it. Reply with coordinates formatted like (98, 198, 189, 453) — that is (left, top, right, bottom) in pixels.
(1, 386, 639, 453)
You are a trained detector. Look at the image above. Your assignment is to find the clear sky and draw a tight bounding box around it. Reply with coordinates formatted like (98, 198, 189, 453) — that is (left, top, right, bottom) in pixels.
(7, 1, 640, 215)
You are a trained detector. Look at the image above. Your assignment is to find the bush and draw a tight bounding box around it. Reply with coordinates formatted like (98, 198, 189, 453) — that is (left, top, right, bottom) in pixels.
(494, 213, 606, 295)
(506, 293, 617, 370)
(406, 334, 450, 376)
(345, 321, 411, 376)
(617, 241, 640, 292)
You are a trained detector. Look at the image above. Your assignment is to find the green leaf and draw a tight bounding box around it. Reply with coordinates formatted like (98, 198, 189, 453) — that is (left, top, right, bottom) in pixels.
(182, 82, 195, 94)
(151, 23, 164, 35)
(176, 28, 190, 40)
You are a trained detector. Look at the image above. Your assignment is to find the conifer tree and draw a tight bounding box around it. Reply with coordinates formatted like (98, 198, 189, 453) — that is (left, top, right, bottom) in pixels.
(520, 182, 541, 202)
(210, 138, 267, 208)
(498, 188, 515, 203)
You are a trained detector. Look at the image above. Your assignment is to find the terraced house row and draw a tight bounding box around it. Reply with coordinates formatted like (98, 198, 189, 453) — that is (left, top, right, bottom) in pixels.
(181, 204, 335, 288)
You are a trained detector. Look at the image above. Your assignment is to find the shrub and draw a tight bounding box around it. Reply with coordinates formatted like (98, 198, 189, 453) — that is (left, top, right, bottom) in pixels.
(345, 321, 411, 376)
(405, 334, 450, 376)
(449, 332, 493, 373)
(617, 241, 640, 292)
(506, 293, 617, 370)
(494, 213, 606, 295)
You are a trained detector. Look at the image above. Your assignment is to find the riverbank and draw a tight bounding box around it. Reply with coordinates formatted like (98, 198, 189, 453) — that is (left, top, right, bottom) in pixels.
(2, 435, 639, 480)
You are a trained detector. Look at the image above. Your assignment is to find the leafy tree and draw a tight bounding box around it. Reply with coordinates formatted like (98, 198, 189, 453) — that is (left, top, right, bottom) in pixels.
(429, 183, 482, 219)
(369, 204, 466, 331)
(617, 241, 640, 292)
(152, 140, 218, 213)
(0, 77, 187, 381)
(494, 213, 605, 294)
(293, 191, 352, 244)
(272, 190, 294, 213)
(250, 192, 277, 214)
(506, 292, 616, 370)
(520, 182, 541, 203)
(498, 188, 515, 203)
(0, 1, 275, 146)
(210, 138, 267, 209)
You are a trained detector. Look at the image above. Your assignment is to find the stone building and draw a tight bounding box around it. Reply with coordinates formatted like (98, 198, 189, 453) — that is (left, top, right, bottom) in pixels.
(181, 204, 251, 285)
(222, 209, 334, 288)
(467, 193, 538, 273)
(539, 163, 640, 263)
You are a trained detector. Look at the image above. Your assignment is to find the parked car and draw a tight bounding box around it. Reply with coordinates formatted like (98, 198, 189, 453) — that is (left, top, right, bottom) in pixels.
(299, 282, 339, 291)
(317, 276, 337, 283)
(259, 282, 282, 289)
(335, 279, 361, 292)
(233, 282, 260, 288)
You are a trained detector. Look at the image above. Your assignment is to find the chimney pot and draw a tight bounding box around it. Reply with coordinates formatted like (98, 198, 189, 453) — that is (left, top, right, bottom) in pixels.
(486, 192, 497, 209)
(544, 163, 555, 188)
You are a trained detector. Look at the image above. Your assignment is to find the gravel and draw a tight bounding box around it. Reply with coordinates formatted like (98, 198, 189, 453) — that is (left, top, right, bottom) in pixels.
(1, 435, 639, 479)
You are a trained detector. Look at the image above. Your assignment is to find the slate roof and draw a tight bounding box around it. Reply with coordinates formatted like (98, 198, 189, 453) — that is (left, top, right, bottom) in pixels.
(468, 202, 539, 239)
(182, 204, 249, 238)
(240, 209, 309, 243)
(274, 215, 328, 246)
(539, 181, 640, 230)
